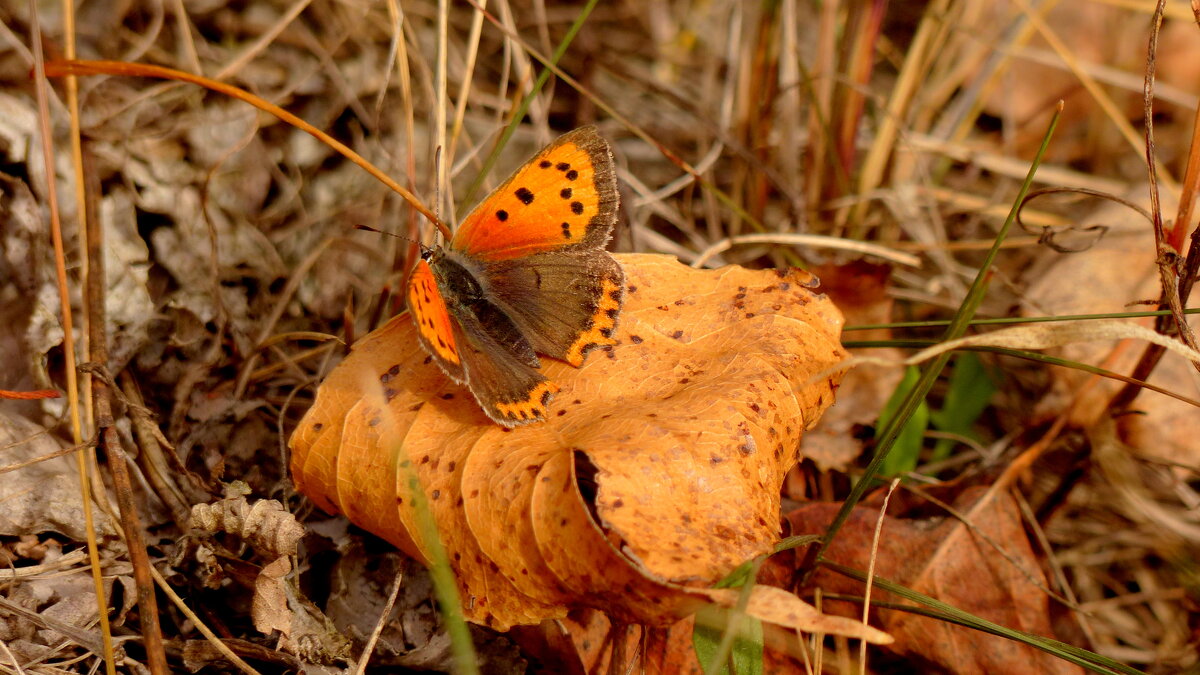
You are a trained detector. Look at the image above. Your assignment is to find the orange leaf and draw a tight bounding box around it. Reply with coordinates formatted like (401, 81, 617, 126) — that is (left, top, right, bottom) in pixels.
(290, 253, 868, 635)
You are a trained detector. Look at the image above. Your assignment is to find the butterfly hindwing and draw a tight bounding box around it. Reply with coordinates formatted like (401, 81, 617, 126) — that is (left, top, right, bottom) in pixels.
(445, 297, 561, 426)
(481, 250, 625, 367)
(450, 126, 619, 260)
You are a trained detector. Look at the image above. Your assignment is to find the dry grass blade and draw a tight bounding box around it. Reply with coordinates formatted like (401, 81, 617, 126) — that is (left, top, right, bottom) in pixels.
(891, 320, 1200, 373)
(42, 59, 447, 237)
(26, 5, 116, 673)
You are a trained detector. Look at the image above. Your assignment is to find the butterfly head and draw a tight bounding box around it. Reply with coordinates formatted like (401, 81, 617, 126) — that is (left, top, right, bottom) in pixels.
(419, 241, 439, 262)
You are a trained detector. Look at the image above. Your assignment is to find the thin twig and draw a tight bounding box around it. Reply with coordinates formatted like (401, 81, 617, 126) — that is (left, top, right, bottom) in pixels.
(28, 5, 116, 673)
(43, 59, 448, 238)
(353, 570, 404, 675)
(86, 189, 168, 672)
(691, 232, 922, 269)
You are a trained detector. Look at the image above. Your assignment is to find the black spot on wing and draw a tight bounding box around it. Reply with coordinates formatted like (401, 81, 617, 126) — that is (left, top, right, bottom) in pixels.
(539, 160, 552, 168)
(515, 187, 534, 204)
(496, 209, 508, 221)
(560, 187, 572, 199)
(570, 201, 584, 214)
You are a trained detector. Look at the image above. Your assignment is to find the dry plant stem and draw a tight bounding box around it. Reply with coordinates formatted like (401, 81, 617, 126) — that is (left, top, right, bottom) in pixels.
(0, 440, 92, 476)
(435, 0, 448, 221)
(28, 8, 116, 673)
(1142, 0, 1197, 352)
(0, 389, 60, 399)
(456, 0, 598, 212)
(804, 0, 838, 216)
(41, 59, 448, 239)
(0, 595, 105, 655)
(120, 375, 192, 528)
(1011, 490, 1099, 648)
(465, 0, 775, 244)
(1013, 0, 1179, 194)
(846, 0, 946, 236)
(353, 570, 404, 675)
(85, 178, 167, 674)
(690, 233, 922, 269)
(232, 237, 334, 399)
(837, 0, 888, 235)
(62, 0, 92, 444)
(148, 566, 262, 675)
(1168, 102, 1200, 253)
(1112, 0, 1200, 407)
(858, 479, 898, 675)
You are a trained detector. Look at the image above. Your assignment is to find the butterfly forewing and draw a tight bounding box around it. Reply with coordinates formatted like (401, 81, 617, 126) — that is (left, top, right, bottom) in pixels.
(406, 126, 625, 427)
(451, 126, 619, 260)
(407, 259, 465, 382)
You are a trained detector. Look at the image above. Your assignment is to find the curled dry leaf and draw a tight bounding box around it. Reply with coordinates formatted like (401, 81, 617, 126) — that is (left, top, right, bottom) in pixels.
(189, 495, 306, 558)
(291, 253, 885, 643)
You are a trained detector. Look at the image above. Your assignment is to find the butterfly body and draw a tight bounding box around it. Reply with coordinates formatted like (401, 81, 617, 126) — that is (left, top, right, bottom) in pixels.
(407, 127, 624, 426)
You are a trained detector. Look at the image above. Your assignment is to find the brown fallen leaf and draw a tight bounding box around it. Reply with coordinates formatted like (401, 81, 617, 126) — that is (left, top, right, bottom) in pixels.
(800, 260, 902, 474)
(291, 253, 888, 643)
(786, 486, 1083, 675)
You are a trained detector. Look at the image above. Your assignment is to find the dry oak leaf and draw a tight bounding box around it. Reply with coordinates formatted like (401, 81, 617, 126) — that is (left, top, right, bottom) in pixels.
(787, 487, 1082, 675)
(291, 253, 885, 643)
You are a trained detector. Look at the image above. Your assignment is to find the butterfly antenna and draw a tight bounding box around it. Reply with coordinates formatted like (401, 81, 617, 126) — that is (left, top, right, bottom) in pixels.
(354, 224, 430, 255)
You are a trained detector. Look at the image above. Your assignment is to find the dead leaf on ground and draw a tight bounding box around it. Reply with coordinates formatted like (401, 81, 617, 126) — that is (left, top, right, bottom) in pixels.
(291, 253, 887, 643)
(0, 414, 115, 539)
(1018, 187, 1199, 468)
(786, 486, 1083, 675)
(800, 260, 902, 474)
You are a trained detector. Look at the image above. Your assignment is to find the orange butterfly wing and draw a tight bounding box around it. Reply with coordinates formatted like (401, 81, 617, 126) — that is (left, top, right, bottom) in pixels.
(406, 127, 624, 427)
(450, 126, 619, 260)
(406, 259, 464, 381)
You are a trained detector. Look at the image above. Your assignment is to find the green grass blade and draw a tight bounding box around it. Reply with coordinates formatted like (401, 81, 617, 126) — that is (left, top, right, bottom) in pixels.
(395, 454, 480, 674)
(929, 352, 997, 461)
(695, 557, 766, 675)
(693, 608, 764, 675)
(841, 340, 1200, 409)
(798, 103, 1063, 582)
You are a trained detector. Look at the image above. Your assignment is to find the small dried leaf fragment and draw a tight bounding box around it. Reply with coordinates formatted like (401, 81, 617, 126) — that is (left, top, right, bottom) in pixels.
(189, 494, 305, 557)
(291, 253, 858, 633)
(252, 556, 293, 636)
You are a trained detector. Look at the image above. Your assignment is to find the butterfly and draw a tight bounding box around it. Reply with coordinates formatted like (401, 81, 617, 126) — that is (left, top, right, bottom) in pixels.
(406, 127, 625, 427)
